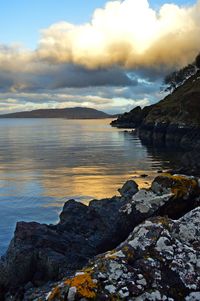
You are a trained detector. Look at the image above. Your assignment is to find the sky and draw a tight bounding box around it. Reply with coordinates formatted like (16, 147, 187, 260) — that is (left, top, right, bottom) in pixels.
(0, 0, 199, 114)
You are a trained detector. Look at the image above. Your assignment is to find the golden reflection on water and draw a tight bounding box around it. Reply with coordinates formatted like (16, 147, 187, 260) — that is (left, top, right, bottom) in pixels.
(0, 118, 172, 207)
(40, 166, 160, 206)
(0, 119, 181, 255)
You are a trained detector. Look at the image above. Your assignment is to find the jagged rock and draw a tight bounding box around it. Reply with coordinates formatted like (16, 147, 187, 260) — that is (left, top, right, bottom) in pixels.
(0, 175, 199, 300)
(0, 196, 131, 293)
(121, 174, 199, 219)
(111, 106, 152, 128)
(36, 207, 200, 301)
(118, 180, 138, 197)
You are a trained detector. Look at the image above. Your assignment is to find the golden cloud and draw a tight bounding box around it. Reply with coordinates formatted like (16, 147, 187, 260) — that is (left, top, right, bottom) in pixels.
(36, 0, 200, 69)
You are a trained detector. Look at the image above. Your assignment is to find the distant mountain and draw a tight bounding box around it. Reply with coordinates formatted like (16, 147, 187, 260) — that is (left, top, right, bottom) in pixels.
(0, 107, 112, 119)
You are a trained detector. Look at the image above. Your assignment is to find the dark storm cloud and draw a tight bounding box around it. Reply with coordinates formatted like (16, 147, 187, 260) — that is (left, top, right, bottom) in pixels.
(0, 54, 137, 93)
(49, 65, 137, 89)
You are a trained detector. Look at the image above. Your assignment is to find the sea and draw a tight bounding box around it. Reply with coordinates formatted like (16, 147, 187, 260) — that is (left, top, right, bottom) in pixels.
(0, 118, 182, 255)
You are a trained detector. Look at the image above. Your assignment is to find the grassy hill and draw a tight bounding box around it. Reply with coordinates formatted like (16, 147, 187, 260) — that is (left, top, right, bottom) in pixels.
(144, 71, 200, 126)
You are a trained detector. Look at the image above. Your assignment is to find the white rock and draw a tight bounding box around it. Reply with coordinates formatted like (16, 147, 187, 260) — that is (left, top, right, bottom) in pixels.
(185, 292, 200, 301)
(105, 284, 116, 294)
(118, 287, 129, 298)
(67, 286, 77, 301)
(132, 190, 173, 214)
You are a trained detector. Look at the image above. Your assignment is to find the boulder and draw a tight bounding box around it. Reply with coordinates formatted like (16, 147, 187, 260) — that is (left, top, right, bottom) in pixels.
(37, 207, 200, 301)
(118, 180, 138, 197)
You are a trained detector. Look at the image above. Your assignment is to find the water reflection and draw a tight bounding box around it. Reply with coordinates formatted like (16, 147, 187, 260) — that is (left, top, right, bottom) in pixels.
(0, 119, 182, 254)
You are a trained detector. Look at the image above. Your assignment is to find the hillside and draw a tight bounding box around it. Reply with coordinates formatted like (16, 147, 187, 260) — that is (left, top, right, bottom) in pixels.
(0, 107, 111, 119)
(144, 71, 200, 125)
(111, 71, 200, 152)
(112, 70, 200, 128)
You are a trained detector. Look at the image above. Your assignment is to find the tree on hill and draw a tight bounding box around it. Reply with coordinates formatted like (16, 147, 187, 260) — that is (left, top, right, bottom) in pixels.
(162, 60, 197, 94)
(195, 53, 200, 69)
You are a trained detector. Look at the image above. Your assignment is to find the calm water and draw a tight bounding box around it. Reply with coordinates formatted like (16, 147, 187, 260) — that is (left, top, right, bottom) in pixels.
(0, 118, 181, 255)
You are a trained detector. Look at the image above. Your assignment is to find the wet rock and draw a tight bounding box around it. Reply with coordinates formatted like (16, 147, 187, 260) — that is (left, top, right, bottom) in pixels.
(118, 180, 138, 198)
(36, 207, 200, 301)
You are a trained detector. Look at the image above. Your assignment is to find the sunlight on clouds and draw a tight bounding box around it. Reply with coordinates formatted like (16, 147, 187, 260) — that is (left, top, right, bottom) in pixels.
(1, 1, 200, 77)
(0, 91, 150, 114)
(0, 0, 200, 72)
(0, 0, 200, 114)
(37, 0, 200, 69)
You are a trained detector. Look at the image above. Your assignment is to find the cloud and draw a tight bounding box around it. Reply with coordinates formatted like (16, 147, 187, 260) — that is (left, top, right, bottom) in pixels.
(0, 46, 136, 92)
(1, 0, 200, 93)
(37, 0, 200, 69)
(0, 0, 200, 114)
(0, 85, 151, 114)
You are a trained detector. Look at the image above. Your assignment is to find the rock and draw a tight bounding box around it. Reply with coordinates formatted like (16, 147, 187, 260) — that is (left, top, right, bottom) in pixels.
(151, 174, 200, 219)
(118, 180, 138, 197)
(140, 174, 148, 178)
(180, 151, 200, 175)
(0, 175, 199, 300)
(111, 71, 200, 162)
(37, 207, 200, 301)
(0, 195, 133, 294)
(111, 105, 153, 129)
(122, 189, 173, 215)
(121, 174, 199, 219)
(151, 174, 199, 198)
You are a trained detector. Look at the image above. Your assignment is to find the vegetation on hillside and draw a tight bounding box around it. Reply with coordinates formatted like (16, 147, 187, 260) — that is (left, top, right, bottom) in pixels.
(112, 52, 200, 128)
(163, 52, 200, 93)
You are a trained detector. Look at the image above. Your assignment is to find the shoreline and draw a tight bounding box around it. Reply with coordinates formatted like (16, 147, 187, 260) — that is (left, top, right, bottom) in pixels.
(0, 172, 200, 300)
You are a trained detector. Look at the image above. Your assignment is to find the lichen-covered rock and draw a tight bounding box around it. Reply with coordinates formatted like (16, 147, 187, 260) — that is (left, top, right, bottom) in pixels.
(0, 196, 131, 293)
(151, 174, 199, 199)
(36, 207, 200, 301)
(151, 174, 200, 218)
(122, 174, 200, 220)
(1, 175, 199, 300)
(121, 189, 173, 215)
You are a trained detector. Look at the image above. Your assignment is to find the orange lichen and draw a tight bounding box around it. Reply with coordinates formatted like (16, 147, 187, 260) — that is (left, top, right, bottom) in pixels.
(48, 286, 61, 301)
(65, 272, 97, 299)
(170, 175, 198, 198)
(110, 294, 121, 301)
(122, 245, 134, 261)
(157, 217, 171, 228)
(159, 174, 198, 199)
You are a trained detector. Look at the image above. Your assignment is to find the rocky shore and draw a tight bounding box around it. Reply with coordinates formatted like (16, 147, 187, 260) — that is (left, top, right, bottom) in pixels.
(0, 173, 200, 300)
(111, 71, 200, 174)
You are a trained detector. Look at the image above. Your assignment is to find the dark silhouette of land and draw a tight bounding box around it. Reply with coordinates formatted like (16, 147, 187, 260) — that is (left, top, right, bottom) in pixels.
(0, 107, 112, 119)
